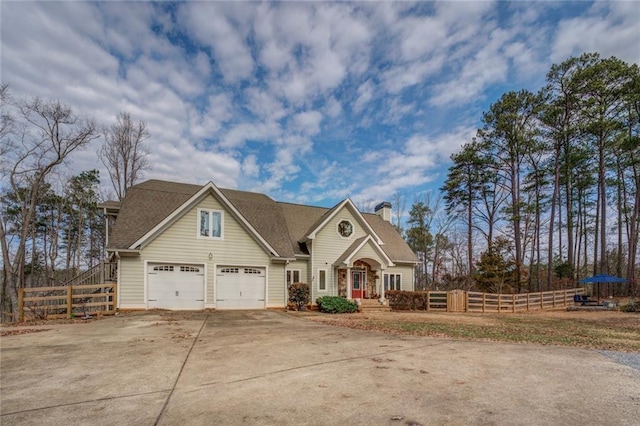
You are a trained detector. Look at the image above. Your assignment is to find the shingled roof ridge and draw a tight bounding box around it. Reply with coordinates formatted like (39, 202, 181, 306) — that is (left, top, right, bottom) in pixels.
(276, 200, 329, 210)
(133, 179, 202, 194)
(219, 186, 276, 200)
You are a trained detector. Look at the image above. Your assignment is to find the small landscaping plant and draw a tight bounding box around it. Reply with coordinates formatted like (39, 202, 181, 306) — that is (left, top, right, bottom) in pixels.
(316, 296, 358, 314)
(288, 282, 310, 311)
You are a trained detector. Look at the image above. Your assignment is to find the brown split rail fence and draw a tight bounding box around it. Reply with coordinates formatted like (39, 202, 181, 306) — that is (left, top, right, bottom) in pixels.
(465, 288, 584, 313)
(18, 283, 117, 322)
(388, 288, 585, 313)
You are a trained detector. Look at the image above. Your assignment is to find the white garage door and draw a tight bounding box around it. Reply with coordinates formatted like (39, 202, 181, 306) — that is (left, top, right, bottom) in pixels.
(148, 264, 204, 309)
(216, 266, 266, 309)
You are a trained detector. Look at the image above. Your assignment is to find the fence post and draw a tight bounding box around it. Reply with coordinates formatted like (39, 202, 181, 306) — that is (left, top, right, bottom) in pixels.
(563, 289, 568, 307)
(426, 291, 430, 311)
(498, 294, 501, 313)
(512, 294, 516, 313)
(67, 286, 73, 319)
(18, 288, 24, 322)
(482, 292, 486, 313)
(526, 293, 530, 312)
(540, 292, 543, 309)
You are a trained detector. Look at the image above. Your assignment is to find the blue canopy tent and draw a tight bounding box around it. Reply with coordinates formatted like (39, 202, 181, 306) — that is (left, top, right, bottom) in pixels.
(579, 274, 628, 300)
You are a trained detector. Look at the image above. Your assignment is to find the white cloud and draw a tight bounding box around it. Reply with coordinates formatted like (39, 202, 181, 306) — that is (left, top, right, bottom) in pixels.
(150, 143, 241, 189)
(245, 88, 287, 121)
(293, 111, 323, 135)
(2, 0, 637, 208)
(241, 155, 260, 179)
(551, 2, 640, 64)
(177, 2, 254, 83)
(430, 27, 511, 106)
(358, 125, 476, 201)
(219, 122, 281, 149)
(324, 96, 343, 119)
(353, 80, 375, 114)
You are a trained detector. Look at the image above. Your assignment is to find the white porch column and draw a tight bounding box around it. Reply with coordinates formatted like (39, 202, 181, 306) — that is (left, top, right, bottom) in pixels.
(346, 267, 351, 299)
(379, 266, 387, 302)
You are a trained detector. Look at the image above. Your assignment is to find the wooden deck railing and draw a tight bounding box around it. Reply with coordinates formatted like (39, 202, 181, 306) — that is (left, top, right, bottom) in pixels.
(64, 262, 117, 287)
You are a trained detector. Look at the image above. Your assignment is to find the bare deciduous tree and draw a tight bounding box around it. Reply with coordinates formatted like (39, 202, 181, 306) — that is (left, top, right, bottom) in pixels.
(1, 92, 99, 321)
(101, 112, 150, 201)
(392, 192, 406, 234)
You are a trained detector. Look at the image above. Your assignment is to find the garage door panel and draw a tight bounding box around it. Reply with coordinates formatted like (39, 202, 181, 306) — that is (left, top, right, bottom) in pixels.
(148, 264, 204, 310)
(216, 266, 265, 309)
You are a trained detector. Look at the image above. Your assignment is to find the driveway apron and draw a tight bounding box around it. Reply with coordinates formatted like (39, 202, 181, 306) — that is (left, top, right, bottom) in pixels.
(1, 310, 639, 426)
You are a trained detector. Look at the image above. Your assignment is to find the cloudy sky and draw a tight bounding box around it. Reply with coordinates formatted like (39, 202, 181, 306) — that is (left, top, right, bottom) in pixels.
(2, 1, 638, 209)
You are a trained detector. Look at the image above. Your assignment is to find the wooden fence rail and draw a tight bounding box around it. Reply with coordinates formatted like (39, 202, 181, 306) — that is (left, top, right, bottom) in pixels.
(465, 288, 584, 313)
(387, 288, 585, 312)
(18, 283, 117, 322)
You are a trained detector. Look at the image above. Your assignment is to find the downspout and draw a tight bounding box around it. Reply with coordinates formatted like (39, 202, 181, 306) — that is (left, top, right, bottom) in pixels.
(115, 251, 121, 310)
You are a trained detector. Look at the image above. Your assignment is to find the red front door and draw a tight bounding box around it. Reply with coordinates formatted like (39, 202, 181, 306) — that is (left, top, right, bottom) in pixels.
(351, 271, 366, 299)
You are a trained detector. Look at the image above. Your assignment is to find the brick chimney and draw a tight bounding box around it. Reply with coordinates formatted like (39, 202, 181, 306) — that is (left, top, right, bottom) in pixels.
(375, 201, 392, 222)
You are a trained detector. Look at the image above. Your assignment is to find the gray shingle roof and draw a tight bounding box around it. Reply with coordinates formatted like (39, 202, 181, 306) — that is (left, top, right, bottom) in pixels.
(108, 179, 418, 263)
(363, 214, 419, 263)
(279, 202, 327, 255)
(108, 180, 201, 250)
(220, 188, 295, 258)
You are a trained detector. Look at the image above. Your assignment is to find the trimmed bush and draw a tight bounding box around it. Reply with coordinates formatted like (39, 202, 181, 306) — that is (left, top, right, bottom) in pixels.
(288, 282, 310, 311)
(386, 290, 429, 310)
(316, 296, 358, 314)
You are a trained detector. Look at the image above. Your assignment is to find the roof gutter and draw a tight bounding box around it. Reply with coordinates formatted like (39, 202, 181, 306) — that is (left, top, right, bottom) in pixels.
(107, 248, 141, 257)
(270, 256, 296, 263)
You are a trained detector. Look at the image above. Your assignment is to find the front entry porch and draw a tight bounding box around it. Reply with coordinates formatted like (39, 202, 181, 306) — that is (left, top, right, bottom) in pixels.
(337, 259, 384, 301)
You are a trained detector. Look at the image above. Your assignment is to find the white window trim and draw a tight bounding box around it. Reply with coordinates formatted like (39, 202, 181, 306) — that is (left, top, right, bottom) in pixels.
(286, 269, 302, 285)
(197, 208, 224, 240)
(384, 272, 402, 291)
(318, 269, 328, 292)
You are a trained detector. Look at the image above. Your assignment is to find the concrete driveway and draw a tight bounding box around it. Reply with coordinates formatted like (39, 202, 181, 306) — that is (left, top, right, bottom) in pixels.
(1, 310, 638, 425)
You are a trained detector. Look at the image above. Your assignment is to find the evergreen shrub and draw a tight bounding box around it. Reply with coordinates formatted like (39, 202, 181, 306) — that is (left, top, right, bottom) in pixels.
(316, 296, 358, 314)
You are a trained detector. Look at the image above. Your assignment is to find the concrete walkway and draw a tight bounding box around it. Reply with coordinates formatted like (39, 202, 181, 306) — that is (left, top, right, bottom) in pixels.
(1, 310, 638, 425)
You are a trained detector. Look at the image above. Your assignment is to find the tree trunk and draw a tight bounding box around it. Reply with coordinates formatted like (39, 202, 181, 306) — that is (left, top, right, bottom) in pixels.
(547, 142, 561, 289)
(598, 138, 607, 275)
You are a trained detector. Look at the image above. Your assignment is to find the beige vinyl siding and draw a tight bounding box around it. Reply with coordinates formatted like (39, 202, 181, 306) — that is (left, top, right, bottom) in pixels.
(119, 257, 145, 306)
(119, 194, 276, 308)
(351, 242, 383, 264)
(384, 265, 415, 291)
(286, 260, 309, 285)
(311, 208, 370, 301)
(267, 263, 285, 308)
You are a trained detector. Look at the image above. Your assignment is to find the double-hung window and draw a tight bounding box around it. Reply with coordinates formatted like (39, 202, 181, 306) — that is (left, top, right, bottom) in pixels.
(384, 273, 402, 291)
(318, 269, 327, 291)
(198, 209, 223, 239)
(286, 270, 301, 285)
